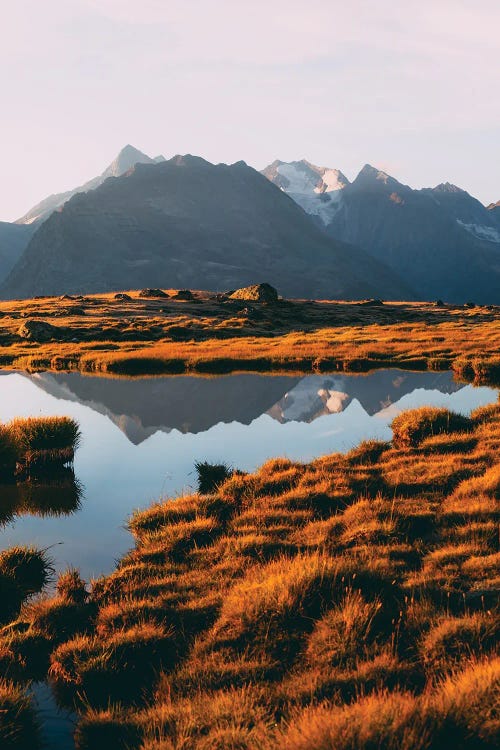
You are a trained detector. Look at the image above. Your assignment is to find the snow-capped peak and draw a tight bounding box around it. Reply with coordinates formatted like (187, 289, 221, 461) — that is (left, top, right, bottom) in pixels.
(261, 159, 349, 225)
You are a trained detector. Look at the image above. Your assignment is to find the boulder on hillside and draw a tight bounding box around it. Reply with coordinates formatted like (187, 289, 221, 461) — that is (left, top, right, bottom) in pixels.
(18, 320, 60, 342)
(138, 288, 169, 299)
(66, 307, 86, 316)
(229, 283, 279, 303)
(174, 289, 195, 300)
(114, 293, 132, 301)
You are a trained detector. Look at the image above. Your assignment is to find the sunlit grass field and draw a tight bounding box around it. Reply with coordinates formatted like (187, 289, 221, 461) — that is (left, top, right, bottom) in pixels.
(1, 401, 498, 748)
(0, 290, 498, 378)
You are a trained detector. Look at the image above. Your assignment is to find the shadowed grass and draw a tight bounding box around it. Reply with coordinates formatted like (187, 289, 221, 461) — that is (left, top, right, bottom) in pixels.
(0, 680, 40, 749)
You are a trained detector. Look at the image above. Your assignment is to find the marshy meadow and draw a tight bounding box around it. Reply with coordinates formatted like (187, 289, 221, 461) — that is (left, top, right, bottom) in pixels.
(0, 292, 498, 748)
(0, 385, 499, 748)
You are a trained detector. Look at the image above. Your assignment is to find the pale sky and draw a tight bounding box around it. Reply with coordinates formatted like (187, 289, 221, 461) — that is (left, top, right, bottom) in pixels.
(1, 0, 499, 220)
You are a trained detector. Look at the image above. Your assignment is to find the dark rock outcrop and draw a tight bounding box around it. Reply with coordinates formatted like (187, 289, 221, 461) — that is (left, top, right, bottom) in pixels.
(138, 289, 169, 299)
(173, 290, 195, 301)
(17, 320, 60, 342)
(229, 283, 278, 302)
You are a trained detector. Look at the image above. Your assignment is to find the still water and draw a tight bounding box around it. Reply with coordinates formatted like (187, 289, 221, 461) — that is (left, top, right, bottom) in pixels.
(0, 369, 497, 580)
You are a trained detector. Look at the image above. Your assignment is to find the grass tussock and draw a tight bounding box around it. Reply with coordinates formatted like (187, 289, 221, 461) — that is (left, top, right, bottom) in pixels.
(0, 546, 52, 626)
(0, 416, 81, 480)
(391, 407, 472, 447)
(2, 402, 499, 747)
(195, 461, 233, 494)
(0, 680, 40, 749)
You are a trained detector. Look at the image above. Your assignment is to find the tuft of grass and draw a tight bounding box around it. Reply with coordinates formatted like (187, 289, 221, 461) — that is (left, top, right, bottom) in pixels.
(0, 425, 17, 477)
(422, 613, 499, 670)
(128, 496, 201, 537)
(281, 690, 425, 750)
(0, 546, 53, 598)
(305, 589, 384, 669)
(9, 417, 81, 453)
(281, 658, 500, 750)
(9, 416, 81, 472)
(74, 707, 142, 750)
(195, 461, 233, 494)
(50, 623, 177, 708)
(139, 686, 274, 750)
(391, 407, 472, 447)
(25, 595, 94, 642)
(57, 568, 88, 605)
(0, 680, 40, 749)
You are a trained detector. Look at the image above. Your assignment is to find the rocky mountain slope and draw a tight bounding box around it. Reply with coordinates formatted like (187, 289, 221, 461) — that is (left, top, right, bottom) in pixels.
(264, 160, 500, 303)
(1, 156, 411, 301)
(0, 221, 36, 283)
(488, 200, 500, 225)
(15, 145, 164, 226)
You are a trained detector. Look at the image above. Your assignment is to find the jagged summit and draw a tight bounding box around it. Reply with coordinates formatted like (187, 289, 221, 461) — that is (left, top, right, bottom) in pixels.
(167, 154, 212, 168)
(352, 164, 397, 188)
(102, 145, 154, 178)
(16, 144, 160, 226)
(431, 182, 466, 194)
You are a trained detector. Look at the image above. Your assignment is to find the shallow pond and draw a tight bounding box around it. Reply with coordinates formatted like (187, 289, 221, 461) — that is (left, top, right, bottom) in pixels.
(0, 369, 497, 580)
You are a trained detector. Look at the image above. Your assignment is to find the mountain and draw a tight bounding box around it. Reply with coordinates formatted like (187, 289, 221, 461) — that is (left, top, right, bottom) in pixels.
(264, 160, 500, 303)
(487, 200, 500, 226)
(15, 145, 164, 226)
(0, 222, 36, 283)
(1, 155, 412, 301)
(261, 160, 349, 226)
(23, 369, 461, 444)
(421, 183, 500, 244)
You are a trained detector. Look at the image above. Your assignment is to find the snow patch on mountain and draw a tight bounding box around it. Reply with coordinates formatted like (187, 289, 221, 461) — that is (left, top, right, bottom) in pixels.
(457, 220, 500, 243)
(274, 162, 348, 225)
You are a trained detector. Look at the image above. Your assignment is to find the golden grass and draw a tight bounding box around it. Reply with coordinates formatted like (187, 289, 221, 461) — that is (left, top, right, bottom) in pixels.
(0, 679, 40, 749)
(2, 400, 499, 747)
(0, 290, 498, 379)
(0, 416, 80, 481)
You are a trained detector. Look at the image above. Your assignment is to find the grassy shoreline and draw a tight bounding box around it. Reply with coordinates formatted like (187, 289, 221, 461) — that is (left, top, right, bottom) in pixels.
(0, 291, 498, 379)
(0, 401, 498, 748)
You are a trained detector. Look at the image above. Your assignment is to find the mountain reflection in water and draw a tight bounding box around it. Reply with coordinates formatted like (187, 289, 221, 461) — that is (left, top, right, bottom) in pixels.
(0, 370, 497, 579)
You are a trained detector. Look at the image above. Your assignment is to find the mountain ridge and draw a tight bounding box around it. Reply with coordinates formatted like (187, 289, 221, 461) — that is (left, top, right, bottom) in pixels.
(15, 145, 161, 226)
(1, 155, 412, 301)
(263, 159, 500, 303)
